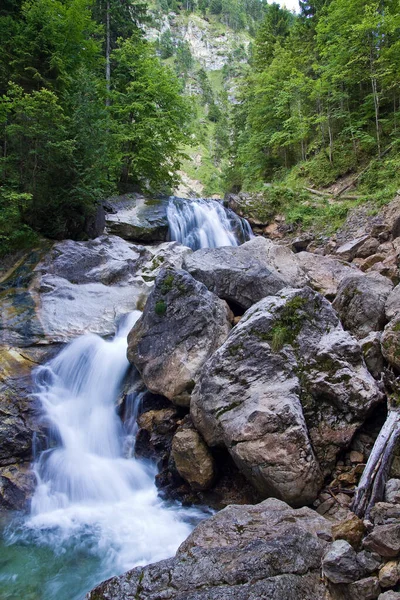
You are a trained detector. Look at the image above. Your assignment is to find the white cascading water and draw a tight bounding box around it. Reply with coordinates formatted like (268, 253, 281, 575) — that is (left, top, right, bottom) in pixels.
(167, 196, 253, 249)
(2, 313, 201, 600)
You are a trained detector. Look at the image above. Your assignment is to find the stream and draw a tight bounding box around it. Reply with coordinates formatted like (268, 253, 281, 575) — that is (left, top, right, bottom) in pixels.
(0, 197, 250, 600)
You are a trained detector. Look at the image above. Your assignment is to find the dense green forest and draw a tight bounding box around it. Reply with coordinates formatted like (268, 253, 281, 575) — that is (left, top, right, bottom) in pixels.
(2, 0, 400, 255)
(227, 0, 400, 227)
(0, 0, 191, 254)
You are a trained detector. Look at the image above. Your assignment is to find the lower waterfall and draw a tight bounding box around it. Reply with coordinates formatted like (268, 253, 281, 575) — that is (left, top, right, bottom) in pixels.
(1, 314, 202, 600)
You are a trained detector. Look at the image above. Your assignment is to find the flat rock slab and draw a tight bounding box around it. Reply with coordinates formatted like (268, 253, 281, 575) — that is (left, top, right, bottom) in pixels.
(296, 251, 359, 298)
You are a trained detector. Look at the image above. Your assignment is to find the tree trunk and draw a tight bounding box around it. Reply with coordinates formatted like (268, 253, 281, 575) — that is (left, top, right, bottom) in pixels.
(352, 409, 400, 518)
(106, 0, 111, 106)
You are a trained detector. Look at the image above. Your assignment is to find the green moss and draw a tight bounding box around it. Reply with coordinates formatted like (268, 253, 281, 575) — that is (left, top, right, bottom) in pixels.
(392, 321, 400, 332)
(155, 300, 167, 316)
(228, 343, 243, 356)
(215, 400, 242, 419)
(255, 296, 308, 352)
(161, 273, 175, 294)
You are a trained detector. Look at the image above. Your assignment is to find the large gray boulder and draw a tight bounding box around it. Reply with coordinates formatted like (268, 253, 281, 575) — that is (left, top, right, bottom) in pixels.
(104, 194, 170, 242)
(127, 268, 232, 406)
(296, 252, 359, 298)
(86, 498, 331, 600)
(191, 287, 382, 505)
(183, 236, 307, 309)
(0, 236, 192, 346)
(333, 273, 393, 339)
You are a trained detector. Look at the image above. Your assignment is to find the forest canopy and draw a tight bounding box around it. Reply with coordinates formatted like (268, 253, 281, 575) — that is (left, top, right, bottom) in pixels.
(0, 0, 191, 252)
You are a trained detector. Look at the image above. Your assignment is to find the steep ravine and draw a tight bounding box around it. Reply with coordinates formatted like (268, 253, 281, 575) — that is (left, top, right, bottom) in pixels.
(2, 194, 400, 600)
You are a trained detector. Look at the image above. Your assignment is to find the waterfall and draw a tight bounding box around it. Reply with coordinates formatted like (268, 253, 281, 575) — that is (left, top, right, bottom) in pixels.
(2, 313, 202, 600)
(167, 196, 253, 250)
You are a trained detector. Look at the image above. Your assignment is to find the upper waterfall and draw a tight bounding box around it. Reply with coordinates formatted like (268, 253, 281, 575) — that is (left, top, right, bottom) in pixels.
(167, 196, 253, 250)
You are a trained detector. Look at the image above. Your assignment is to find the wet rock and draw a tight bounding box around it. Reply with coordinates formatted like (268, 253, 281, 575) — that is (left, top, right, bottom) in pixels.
(135, 407, 180, 460)
(360, 333, 385, 379)
(296, 252, 358, 298)
(363, 524, 400, 557)
(183, 236, 307, 310)
(191, 287, 382, 505)
(128, 268, 232, 406)
(0, 463, 35, 511)
(0, 347, 39, 466)
(171, 428, 215, 490)
(322, 539, 365, 584)
(333, 273, 393, 339)
(385, 479, 400, 504)
(104, 194, 169, 242)
(332, 515, 365, 549)
(378, 561, 400, 588)
(87, 498, 331, 600)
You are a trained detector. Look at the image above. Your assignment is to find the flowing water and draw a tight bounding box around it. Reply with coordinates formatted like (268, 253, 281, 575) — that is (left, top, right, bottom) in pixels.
(0, 314, 202, 600)
(167, 196, 253, 249)
(1, 197, 251, 600)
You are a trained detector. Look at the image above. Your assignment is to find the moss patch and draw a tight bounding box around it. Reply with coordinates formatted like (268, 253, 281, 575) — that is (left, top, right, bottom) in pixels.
(155, 300, 167, 316)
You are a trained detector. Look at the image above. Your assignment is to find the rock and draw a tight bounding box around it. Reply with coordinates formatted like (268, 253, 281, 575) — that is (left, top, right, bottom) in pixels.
(183, 236, 307, 310)
(322, 539, 364, 584)
(335, 235, 370, 262)
(83, 204, 105, 239)
(344, 577, 381, 600)
(135, 241, 193, 286)
(171, 428, 215, 490)
(357, 550, 382, 573)
(378, 592, 400, 600)
(332, 515, 365, 549)
(191, 287, 382, 505)
(370, 503, 400, 526)
(135, 407, 180, 460)
(368, 255, 399, 285)
(0, 463, 35, 510)
(104, 194, 170, 242)
(87, 498, 331, 600)
(356, 238, 381, 259)
(332, 273, 393, 339)
(379, 561, 400, 588)
(381, 316, 400, 370)
(0, 347, 39, 466)
(296, 251, 359, 298)
(363, 524, 400, 557)
(128, 268, 232, 406)
(350, 451, 364, 464)
(360, 333, 385, 379)
(385, 284, 400, 320)
(385, 479, 400, 504)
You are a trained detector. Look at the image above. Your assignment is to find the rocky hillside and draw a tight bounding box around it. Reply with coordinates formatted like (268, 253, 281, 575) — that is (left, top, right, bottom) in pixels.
(145, 5, 253, 197)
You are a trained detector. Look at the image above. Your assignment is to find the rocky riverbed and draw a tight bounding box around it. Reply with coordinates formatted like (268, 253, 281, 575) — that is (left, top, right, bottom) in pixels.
(3, 193, 400, 599)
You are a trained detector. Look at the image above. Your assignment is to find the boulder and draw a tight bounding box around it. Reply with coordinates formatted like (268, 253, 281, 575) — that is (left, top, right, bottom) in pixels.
(191, 287, 382, 505)
(385, 479, 400, 504)
(381, 316, 400, 370)
(363, 524, 400, 558)
(360, 333, 385, 379)
(86, 498, 331, 600)
(370, 503, 400, 526)
(333, 273, 393, 339)
(171, 428, 215, 490)
(296, 252, 359, 298)
(335, 235, 370, 262)
(332, 515, 365, 549)
(378, 561, 400, 588)
(357, 550, 383, 573)
(183, 236, 307, 310)
(322, 540, 364, 584)
(385, 284, 400, 320)
(127, 268, 232, 406)
(104, 194, 170, 242)
(356, 238, 381, 259)
(0, 463, 35, 510)
(378, 592, 400, 600)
